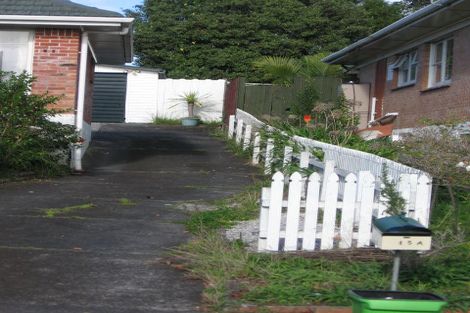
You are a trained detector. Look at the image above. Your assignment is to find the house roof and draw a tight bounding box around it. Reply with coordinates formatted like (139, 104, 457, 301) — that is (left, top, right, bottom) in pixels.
(323, 0, 470, 68)
(0, 0, 123, 17)
(0, 0, 134, 64)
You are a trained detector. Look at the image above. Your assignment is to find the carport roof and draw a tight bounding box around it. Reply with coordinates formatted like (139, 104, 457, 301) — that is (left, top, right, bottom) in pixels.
(0, 0, 123, 17)
(323, 0, 470, 68)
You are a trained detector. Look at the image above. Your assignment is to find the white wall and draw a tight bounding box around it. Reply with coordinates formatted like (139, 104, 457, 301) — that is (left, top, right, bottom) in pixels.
(153, 79, 226, 122)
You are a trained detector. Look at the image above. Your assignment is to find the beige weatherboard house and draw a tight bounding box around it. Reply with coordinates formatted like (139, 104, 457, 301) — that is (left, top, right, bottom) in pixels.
(324, 0, 470, 136)
(0, 0, 134, 170)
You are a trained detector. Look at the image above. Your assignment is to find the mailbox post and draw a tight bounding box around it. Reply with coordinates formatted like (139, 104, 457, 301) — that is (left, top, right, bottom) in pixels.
(371, 215, 432, 291)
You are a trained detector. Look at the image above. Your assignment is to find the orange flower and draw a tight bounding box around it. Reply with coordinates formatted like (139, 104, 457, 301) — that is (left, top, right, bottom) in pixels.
(303, 114, 312, 124)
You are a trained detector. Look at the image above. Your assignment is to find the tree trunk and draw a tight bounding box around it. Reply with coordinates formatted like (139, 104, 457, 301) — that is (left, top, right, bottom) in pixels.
(188, 104, 194, 118)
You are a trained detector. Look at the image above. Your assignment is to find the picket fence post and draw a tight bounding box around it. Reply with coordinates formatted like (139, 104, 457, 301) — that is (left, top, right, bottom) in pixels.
(339, 173, 357, 249)
(243, 124, 252, 150)
(258, 187, 271, 251)
(228, 115, 235, 139)
(357, 171, 375, 247)
(252, 132, 261, 165)
(266, 172, 284, 251)
(283, 146, 293, 167)
(284, 172, 303, 251)
(265, 139, 274, 175)
(236, 119, 244, 144)
(320, 172, 339, 250)
(302, 172, 321, 251)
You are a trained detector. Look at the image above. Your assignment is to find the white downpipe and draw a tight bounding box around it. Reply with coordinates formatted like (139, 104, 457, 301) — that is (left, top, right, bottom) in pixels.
(72, 31, 89, 172)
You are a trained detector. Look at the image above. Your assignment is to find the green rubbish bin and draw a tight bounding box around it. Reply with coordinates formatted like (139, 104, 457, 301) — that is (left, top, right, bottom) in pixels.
(349, 290, 447, 313)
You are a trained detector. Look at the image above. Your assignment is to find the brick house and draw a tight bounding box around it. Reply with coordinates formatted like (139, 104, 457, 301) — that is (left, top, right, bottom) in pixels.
(324, 0, 470, 136)
(0, 0, 133, 170)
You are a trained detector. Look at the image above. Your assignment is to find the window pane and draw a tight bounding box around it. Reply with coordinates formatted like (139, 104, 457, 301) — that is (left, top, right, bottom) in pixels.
(0, 31, 30, 73)
(434, 63, 442, 83)
(435, 42, 443, 65)
(445, 39, 453, 81)
(410, 63, 417, 81)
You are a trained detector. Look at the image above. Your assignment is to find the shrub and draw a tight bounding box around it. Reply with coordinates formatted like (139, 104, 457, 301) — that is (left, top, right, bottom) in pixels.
(0, 71, 77, 177)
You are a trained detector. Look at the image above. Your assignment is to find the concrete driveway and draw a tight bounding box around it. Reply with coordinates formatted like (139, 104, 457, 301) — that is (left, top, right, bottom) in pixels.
(0, 124, 258, 313)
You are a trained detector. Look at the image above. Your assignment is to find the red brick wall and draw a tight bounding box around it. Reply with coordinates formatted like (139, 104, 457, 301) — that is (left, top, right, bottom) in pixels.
(361, 25, 470, 129)
(32, 29, 81, 113)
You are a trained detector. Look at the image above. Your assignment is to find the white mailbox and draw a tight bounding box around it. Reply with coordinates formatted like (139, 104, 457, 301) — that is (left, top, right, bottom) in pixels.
(372, 216, 432, 251)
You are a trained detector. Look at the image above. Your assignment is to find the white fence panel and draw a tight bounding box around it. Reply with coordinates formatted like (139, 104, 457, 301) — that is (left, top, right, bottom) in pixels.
(156, 79, 226, 122)
(125, 71, 159, 123)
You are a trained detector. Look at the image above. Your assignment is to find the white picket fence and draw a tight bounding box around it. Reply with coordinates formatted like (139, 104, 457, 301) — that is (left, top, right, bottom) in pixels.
(227, 110, 433, 252)
(229, 110, 431, 187)
(258, 171, 432, 252)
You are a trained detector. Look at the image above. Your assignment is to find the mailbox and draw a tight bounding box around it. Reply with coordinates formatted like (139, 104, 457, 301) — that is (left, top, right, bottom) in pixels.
(372, 216, 432, 251)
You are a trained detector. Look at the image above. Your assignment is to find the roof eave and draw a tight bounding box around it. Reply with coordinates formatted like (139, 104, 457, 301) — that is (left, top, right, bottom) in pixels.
(322, 0, 463, 65)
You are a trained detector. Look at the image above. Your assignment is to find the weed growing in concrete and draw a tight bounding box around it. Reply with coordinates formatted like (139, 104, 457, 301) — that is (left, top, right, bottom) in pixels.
(43, 203, 95, 218)
(118, 198, 136, 206)
(152, 117, 181, 125)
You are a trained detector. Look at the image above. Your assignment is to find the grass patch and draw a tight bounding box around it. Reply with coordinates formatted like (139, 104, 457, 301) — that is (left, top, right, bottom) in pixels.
(173, 234, 470, 312)
(152, 117, 181, 125)
(118, 198, 136, 206)
(43, 203, 95, 218)
(185, 182, 264, 234)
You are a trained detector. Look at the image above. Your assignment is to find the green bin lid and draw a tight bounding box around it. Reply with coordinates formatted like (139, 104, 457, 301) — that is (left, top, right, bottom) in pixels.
(372, 216, 431, 236)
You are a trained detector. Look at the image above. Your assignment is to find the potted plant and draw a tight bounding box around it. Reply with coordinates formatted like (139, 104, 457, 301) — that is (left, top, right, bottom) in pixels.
(178, 91, 204, 126)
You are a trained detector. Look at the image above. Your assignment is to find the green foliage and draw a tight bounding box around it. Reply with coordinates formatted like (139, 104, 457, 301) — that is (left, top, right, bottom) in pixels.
(301, 53, 343, 80)
(127, 0, 403, 80)
(273, 96, 359, 147)
(0, 71, 77, 178)
(253, 53, 343, 87)
(291, 83, 320, 117)
(380, 166, 406, 216)
(253, 56, 301, 86)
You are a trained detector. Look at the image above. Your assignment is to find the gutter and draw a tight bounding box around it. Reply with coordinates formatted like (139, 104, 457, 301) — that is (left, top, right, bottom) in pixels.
(322, 0, 462, 64)
(0, 15, 133, 26)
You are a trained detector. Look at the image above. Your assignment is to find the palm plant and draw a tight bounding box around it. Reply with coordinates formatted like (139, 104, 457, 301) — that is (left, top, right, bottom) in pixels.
(254, 53, 343, 85)
(177, 91, 203, 118)
(253, 56, 301, 86)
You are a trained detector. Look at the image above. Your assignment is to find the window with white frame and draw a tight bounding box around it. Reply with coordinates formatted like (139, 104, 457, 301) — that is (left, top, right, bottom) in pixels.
(428, 38, 453, 87)
(392, 50, 418, 87)
(0, 31, 34, 73)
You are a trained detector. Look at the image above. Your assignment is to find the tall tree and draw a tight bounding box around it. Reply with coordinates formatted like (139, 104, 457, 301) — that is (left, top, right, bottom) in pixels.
(127, 0, 402, 80)
(401, 0, 432, 13)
